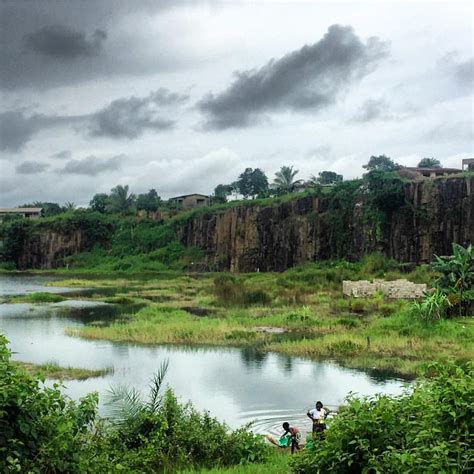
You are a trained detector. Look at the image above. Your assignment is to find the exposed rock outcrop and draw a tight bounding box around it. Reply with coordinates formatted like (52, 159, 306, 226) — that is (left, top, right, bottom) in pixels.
(180, 176, 473, 271)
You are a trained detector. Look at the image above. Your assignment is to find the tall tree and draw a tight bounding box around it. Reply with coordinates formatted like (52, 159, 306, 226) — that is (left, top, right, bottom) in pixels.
(417, 157, 441, 168)
(363, 155, 400, 172)
(212, 184, 234, 204)
(310, 171, 343, 185)
(272, 165, 302, 193)
(236, 168, 268, 199)
(136, 189, 161, 212)
(107, 185, 136, 213)
(89, 193, 109, 213)
(64, 202, 76, 211)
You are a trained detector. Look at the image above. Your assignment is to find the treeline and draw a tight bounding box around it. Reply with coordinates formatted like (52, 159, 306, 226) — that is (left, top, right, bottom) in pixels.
(17, 154, 446, 215)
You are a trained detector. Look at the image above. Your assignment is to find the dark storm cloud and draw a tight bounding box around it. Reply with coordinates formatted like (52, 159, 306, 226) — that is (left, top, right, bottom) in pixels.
(24, 25, 107, 60)
(16, 161, 50, 174)
(0, 111, 46, 152)
(0, 110, 83, 152)
(0, 1, 192, 90)
(352, 98, 389, 122)
(50, 150, 72, 160)
(198, 24, 390, 129)
(61, 154, 124, 176)
(88, 89, 187, 138)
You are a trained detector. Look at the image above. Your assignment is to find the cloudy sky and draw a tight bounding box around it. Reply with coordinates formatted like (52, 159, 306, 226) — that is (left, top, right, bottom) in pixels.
(0, 0, 472, 206)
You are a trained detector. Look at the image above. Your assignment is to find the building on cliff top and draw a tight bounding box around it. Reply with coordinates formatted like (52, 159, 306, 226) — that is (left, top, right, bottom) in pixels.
(169, 194, 210, 209)
(401, 167, 462, 178)
(0, 207, 42, 221)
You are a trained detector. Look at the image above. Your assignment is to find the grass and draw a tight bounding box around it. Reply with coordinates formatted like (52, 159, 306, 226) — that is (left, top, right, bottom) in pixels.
(179, 450, 289, 474)
(57, 263, 474, 378)
(8, 292, 67, 303)
(13, 360, 113, 380)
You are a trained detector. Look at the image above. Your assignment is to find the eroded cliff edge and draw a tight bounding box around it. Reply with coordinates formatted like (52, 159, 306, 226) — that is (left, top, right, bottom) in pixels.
(179, 176, 473, 271)
(8, 175, 474, 271)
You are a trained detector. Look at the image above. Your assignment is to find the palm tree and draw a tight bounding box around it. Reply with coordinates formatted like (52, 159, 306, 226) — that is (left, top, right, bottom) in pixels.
(106, 360, 169, 436)
(64, 201, 76, 210)
(272, 165, 302, 194)
(107, 185, 136, 213)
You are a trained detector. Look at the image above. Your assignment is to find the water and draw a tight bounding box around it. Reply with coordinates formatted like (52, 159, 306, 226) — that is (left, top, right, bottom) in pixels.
(0, 275, 408, 435)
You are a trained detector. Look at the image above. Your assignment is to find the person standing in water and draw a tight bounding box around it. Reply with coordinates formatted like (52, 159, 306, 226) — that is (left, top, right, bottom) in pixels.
(281, 422, 301, 454)
(307, 401, 327, 434)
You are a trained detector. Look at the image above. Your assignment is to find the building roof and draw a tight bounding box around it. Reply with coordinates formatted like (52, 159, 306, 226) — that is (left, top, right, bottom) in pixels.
(0, 207, 43, 213)
(404, 167, 461, 173)
(170, 194, 209, 199)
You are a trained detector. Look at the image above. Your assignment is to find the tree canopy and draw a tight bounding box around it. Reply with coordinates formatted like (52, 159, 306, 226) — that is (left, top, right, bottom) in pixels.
(235, 168, 269, 199)
(312, 170, 343, 185)
(272, 165, 302, 194)
(363, 155, 400, 172)
(417, 157, 441, 168)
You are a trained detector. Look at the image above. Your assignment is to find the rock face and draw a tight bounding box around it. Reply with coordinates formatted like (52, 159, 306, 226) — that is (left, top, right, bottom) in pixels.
(16, 229, 91, 269)
(12, 176, 474, 271)
(179, 176, 474, 271)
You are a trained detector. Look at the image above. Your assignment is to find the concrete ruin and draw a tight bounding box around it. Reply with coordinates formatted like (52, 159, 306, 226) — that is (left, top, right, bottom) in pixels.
(342, 279, 427, 299)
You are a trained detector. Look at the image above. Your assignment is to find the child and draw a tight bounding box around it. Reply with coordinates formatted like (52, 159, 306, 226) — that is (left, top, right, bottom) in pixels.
(281, 422, 301, 454)
(307, 401, 327, 434)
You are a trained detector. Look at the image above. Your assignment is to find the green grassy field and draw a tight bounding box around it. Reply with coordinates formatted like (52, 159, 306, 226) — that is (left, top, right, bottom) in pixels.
(55, 260, 473, 378)
(13, 360, 113, 380)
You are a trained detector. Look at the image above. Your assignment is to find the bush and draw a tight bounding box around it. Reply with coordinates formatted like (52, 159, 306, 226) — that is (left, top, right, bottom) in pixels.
(0, 336, 98, 472)
(411, 289, 451, 322)
(291, 362, 474, 473)
(213, 274, 271, 306)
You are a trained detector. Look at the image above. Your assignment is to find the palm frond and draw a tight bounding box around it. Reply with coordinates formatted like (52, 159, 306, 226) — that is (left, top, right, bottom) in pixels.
(147, 359, 169, 413)
(105, 384, 144, 426)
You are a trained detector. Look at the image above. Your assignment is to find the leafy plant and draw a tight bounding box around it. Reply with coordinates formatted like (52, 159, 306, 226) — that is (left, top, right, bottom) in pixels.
(291, 362, 474, 473)
(411, 289, 451, 322)
(432, 243, 474, 316)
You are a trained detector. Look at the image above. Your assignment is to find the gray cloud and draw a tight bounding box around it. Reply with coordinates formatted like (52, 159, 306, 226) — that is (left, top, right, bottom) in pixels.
(198, 24, 389, 129)
(0, 111, 46, 152)
(24, 25, 107, 60)
(352, 98, 389, 122)
(61, 154, 124, 176)
(454, 57, 474, 87)
(16, 160, 50, 174)
(88, 88, 187, 138)
(50, 150, 72, 160)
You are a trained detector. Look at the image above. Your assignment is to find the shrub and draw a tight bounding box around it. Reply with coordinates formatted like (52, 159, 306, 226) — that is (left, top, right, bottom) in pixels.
(213, 274, 271, 306)
(411, 289, 451, 322)
(291, 362, 473, 473)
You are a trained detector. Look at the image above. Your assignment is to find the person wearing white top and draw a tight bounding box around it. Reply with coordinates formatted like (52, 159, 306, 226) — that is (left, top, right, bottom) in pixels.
(307, 401, 327, 434)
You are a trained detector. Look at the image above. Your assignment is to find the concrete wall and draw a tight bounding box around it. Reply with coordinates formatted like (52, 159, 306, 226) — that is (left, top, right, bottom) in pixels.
(342, 279, 427, 299)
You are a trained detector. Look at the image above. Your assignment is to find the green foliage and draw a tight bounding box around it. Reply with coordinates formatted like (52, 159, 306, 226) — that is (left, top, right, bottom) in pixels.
(89, 193, 109, 213)
(417, 157, 441, 168)
(363, 154, 400, 172)
(0, 336, 269, 472)
(364, 170, 406, 219)
(411, 289, 451, 322)
(312, 170, 343, 185)
(291, 362, 474, 473)
(0, 335, 98, 472)
(11, 291, 66, 303)
(214, 274, 271, 306)
(272, 165, 302, 194)
(212, 184, 235, 204)
(432, 243, 474, 315)
(236, 168, 269, 199)
(136, 188, 162, 212)
(107, 185, 136, 214)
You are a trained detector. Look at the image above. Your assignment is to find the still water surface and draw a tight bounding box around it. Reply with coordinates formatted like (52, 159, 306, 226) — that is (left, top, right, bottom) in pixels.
(0, 275, 407, 434)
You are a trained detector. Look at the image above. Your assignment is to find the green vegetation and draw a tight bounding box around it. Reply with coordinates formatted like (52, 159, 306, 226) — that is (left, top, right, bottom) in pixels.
(292, 362, 473, 473)
(0, 336, 271, 472)
(13, 360, 112, 380)
(8, 291, 66, 303)
(62, 257, 472, 378)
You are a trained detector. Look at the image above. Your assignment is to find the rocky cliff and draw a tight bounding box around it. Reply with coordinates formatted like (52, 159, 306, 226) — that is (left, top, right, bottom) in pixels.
(179, 176, 474, 271)
(8, 175, 474, 271)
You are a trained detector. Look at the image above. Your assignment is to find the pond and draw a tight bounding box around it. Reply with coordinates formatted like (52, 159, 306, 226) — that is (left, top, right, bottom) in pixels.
(0, 274, 408, 435)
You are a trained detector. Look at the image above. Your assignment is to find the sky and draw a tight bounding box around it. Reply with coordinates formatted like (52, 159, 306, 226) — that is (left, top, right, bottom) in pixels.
(0, 0, 473, 207)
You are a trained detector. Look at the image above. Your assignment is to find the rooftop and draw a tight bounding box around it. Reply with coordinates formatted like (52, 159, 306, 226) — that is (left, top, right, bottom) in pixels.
(0, 207, 43, 213)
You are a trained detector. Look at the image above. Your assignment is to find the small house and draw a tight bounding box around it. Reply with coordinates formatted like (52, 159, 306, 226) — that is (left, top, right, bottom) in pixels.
(402, 167, 461, 178)
(169, 194, 210, 209)
(0, 207, 42, 221)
